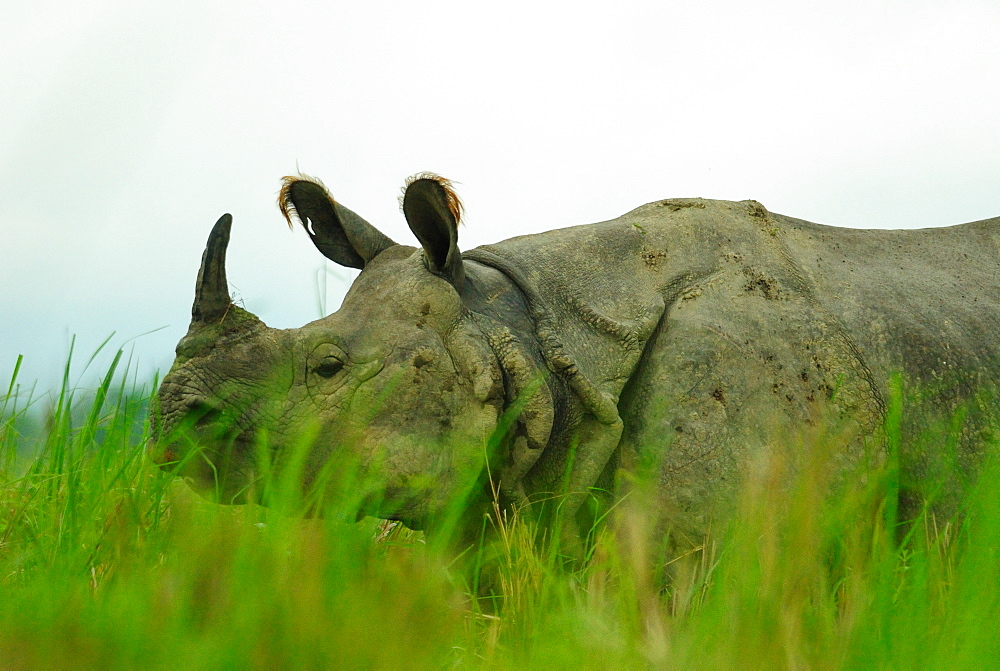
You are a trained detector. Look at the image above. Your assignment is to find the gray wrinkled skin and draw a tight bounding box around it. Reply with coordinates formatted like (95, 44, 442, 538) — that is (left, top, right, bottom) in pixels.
(154, 179, 1000, 553)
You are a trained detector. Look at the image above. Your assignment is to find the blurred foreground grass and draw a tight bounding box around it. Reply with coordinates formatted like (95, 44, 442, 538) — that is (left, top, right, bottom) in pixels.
(2, 349, 999, 669)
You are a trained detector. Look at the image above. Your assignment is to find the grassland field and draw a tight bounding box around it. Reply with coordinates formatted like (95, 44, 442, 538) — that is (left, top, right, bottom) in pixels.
(2, 344, 1000, 669)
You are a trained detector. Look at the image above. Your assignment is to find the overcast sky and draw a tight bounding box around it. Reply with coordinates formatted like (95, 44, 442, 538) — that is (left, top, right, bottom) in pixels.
(2, 0, 999, 399)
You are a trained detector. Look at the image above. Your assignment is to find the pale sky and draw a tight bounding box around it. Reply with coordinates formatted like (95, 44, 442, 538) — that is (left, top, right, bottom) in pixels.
(2, 0, 999, 397)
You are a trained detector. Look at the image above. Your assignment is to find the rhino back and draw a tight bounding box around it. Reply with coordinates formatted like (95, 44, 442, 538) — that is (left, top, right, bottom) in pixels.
(468, 199, 1000, 541)
(775, 213, 1000, 390)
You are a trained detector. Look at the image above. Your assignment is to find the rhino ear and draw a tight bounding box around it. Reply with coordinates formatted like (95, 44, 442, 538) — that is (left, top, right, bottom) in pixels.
(401, 173, 465, 290)
(279, 175, 396, 269)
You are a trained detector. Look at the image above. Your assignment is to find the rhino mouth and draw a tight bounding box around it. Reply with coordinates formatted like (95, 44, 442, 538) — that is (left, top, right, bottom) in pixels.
(159, 442, 259, 506)
(153, 401, 261, 505)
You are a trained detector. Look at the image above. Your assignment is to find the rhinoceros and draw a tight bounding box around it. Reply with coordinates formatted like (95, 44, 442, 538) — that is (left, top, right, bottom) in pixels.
(153, 173, 1000, 554)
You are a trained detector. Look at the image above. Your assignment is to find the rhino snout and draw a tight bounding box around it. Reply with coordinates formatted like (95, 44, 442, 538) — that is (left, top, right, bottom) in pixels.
(152, 398, 260, 502)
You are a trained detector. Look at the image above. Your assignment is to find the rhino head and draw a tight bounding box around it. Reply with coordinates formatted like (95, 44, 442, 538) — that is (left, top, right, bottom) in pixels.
(152, 174, 546, 532)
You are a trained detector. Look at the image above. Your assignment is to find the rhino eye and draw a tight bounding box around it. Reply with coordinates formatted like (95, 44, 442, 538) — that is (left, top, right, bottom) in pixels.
(313, 359, 344, 379)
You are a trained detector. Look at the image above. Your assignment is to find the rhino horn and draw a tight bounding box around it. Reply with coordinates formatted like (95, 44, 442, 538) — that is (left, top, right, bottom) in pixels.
(192, 213, 234, 323)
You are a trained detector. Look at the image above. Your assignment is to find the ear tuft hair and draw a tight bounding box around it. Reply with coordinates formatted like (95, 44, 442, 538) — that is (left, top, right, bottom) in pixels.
(278, 173, 334, 231)
(400, 172, 464, 228)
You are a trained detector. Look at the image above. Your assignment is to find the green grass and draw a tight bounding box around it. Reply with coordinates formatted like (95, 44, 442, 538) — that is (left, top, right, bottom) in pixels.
(2, 348, 1000, 669)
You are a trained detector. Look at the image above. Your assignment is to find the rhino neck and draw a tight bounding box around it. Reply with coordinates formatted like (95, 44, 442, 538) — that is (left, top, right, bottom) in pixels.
(460, 260, 550, 375)
(463, 247, 632, 424)
(460, 260, 566, 505)
(460, 254, 636, 537)
(462, 231, 690, 539)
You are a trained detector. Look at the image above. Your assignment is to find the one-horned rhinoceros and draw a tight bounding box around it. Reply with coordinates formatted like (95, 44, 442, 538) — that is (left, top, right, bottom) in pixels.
(153, 173, 1000, 554)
